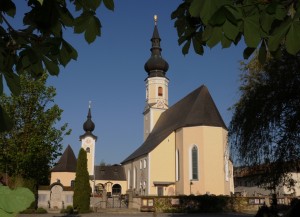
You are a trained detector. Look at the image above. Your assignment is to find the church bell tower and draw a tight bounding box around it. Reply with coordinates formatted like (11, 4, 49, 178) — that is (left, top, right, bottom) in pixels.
(80, 102, 97, 176)
(143, 15, 169, 140)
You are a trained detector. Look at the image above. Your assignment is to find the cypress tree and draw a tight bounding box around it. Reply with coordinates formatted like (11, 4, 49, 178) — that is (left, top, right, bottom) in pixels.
(73, 148, 91, 213)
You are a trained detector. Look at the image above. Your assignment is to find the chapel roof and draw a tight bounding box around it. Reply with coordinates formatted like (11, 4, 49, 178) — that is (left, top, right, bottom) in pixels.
(94, 164, 126, 181)
(121, 85, 227, 164)
(51, 145, 77, 172)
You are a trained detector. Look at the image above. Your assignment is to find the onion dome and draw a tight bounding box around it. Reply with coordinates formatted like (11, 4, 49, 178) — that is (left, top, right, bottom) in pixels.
(83, 106, 95, 133)
(144, 15, 169, 77)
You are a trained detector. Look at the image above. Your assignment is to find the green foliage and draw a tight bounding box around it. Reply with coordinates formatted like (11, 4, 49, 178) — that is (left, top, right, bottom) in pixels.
(73, 148, 91, 213)
(61, 205, 74, 214)
(229, 50, 300, 189)
(171, 0, 300, 62)
(0, 0, 114, 131)
(0, 186, 35, 217)
(0, 73, 70, 187)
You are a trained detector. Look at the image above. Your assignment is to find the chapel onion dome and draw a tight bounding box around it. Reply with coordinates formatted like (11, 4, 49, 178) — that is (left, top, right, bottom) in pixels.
(83, 107, 95, 133)
(144, 15, 169, 78)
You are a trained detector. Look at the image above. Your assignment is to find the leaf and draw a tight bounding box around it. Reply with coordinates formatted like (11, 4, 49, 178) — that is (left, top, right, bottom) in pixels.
(0, 0, 16, 17)
(0, 105, 13, 132)
(243, 47, 255, 59)
(192, 33, 204, 55)
(206, 26, 222, 48)
(243, 14, 261, 48)
(58, 7, 74, 27)
(74, 13, 89, 34)
(209, 7, 226, 26)
(258, 41, 267, 64)
(285, 21, 300, 55)
(103, 0, 114, 11)
(85, 16, 101, 44)
(275, 4, 286, 20)
(59, 40, 78, 66)
(260, 12, 275, 34)
(43, 57, 59, 76)
(221, 35, 232, 48)
(268, 18, 292, 52)
(189, 0, 228, 25)
(223, 19, 239, 41)
(182, 40, 191, 55)
(202, 25, 213, 41)
(3, 71, 20, 96)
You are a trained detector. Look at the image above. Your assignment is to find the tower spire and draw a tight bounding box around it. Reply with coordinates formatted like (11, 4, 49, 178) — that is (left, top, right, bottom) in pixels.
(83, 101, 95, 133)
(144, 15, 169, 77)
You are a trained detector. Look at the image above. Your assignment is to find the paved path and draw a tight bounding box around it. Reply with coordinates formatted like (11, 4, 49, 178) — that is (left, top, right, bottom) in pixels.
(18, 212, 254, 217)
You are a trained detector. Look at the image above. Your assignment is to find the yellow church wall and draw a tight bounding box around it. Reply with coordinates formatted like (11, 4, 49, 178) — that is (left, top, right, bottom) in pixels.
(50, 172, 75, 186)
(148, 132, 176, 195)
(174, 128, 185, 194)
(201, 126, 228, 195)
(175, 126, 230, 196)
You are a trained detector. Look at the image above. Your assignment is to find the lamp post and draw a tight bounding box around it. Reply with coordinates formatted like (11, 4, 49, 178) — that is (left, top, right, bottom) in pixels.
(190, 180, 193, 195)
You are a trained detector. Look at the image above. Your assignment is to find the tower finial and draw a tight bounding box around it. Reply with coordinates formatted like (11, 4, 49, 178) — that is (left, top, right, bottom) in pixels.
(89, 100, 91, 109)
(154, 15, 158, 26)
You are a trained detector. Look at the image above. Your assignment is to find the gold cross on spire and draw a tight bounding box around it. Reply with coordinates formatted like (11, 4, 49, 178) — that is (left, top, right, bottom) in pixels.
(154, 15, 158, 26)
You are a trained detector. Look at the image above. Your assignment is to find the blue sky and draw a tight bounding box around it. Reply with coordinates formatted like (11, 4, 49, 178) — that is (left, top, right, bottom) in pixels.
(14, 0, 246, 165)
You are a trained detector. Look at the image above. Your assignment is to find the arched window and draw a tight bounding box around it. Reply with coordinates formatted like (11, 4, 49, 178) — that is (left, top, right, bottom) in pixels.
(158, 87, 163, 96)
(112, 184, 122, 195)
(176, 149, 180, 181)
(127, 169, 131, 189)
(86, 147, 90, 153)
(70, 180, 75, 187)
(133, 167, 136, 188)
(143, 159, 147, 168)
(191, 145, 198, 180)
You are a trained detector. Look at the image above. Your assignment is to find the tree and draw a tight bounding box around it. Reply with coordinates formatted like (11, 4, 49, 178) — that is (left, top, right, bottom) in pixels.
(171, 0, 300, 62)
(0, 0, 114, 131)
(73, 148, 91, 213)
(229, 50, 300, 191)
(0, 72, 70, 189)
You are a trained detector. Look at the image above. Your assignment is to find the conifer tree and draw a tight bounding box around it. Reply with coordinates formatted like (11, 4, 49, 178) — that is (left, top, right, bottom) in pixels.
(73, 148, 91, 213)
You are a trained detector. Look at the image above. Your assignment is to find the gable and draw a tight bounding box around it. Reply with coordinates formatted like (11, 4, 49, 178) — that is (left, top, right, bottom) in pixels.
(121, 85, 227, 164)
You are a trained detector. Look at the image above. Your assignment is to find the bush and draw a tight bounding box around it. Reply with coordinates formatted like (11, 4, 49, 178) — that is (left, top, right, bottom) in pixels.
(61, 205, 74, 214)
(36, 207, 47, 214)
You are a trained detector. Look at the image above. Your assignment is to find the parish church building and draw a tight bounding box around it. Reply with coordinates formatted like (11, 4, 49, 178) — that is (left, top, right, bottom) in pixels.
(38, 17, 234, 209)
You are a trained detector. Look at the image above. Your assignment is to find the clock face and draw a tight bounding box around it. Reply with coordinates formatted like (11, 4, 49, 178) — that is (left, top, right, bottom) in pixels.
(86, 138, 91, 144)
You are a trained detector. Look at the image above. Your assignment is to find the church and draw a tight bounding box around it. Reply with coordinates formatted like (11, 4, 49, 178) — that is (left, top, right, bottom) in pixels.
(38, 16, 234, 209)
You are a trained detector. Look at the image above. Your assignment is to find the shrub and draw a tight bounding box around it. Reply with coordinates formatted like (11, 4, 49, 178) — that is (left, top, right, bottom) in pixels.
(36, 207, 47, 213)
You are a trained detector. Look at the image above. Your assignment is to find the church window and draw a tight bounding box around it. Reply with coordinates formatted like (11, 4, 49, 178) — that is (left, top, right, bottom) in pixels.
(127, 169, 131, 189)
(38, 194, 46, 202)
(191, 145, 198, 180)
(158, 87, 163, 96)
(86, 147, 90, 153)
(65, 195, 73, 203)
(143, 159, 147, 168)
(140, 160, 142, 169)
(176, 149, 180, 181)
(133, 167, 137, 188)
